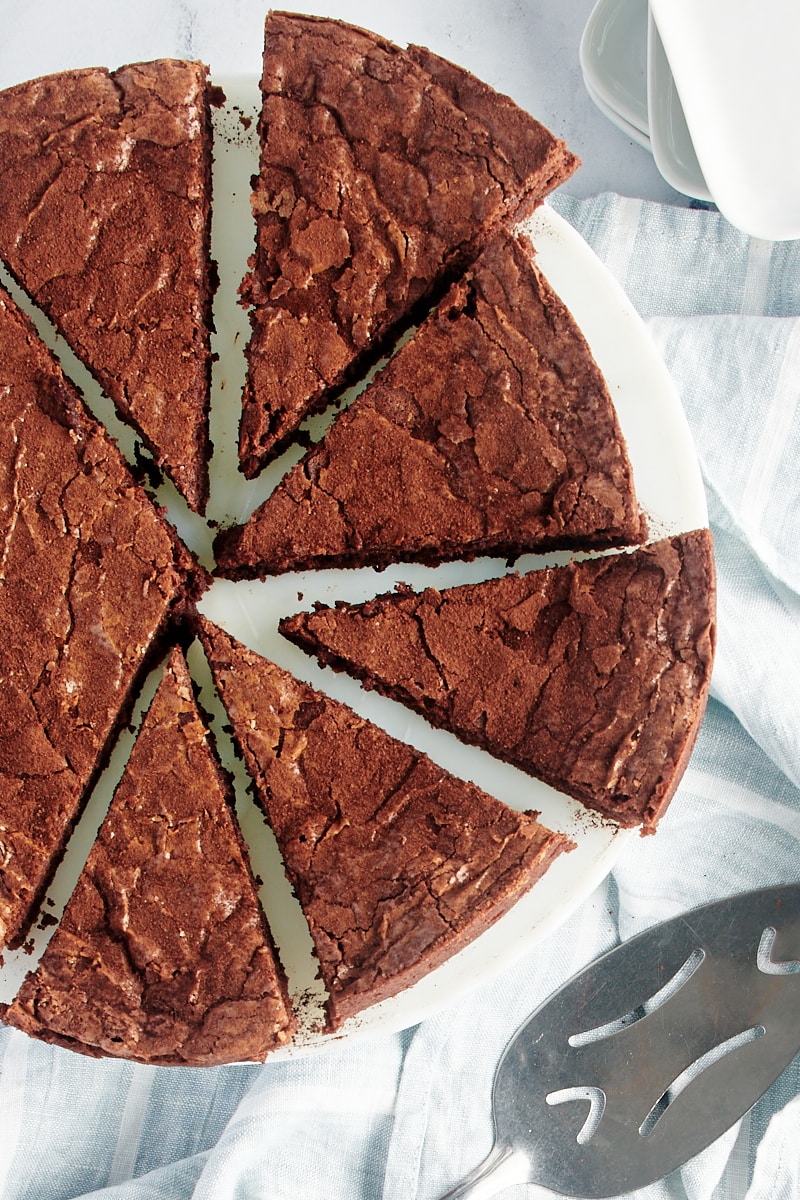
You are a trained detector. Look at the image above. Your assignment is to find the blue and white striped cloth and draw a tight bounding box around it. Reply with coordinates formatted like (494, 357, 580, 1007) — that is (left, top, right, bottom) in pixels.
(2, 193, 799, 1200)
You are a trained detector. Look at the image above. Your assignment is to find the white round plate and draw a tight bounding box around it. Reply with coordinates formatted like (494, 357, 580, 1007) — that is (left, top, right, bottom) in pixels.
(0, 78, 708, 1056)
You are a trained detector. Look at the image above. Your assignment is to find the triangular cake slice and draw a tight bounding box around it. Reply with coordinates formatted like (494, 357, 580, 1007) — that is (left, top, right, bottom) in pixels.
(0, 283, 202, 955)
(0, 60, 218, 512)
(281, 531, 716, 834)
(238, 12, 579, 477)
(4, 648, 294, 1065)
(217, 230, 643, 578)
(196, 616, 572, 1030)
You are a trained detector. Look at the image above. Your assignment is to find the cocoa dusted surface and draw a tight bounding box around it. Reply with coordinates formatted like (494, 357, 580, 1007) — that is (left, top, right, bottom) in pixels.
(0, 284, 202, 955)
(4, 648, 295, 1065)
(238, 11, 579, 477)
(197, 616, 572, 1031)
(281, 530, 717, 834)
(0, 60, 218, 512)
(216, 230, 643, 579)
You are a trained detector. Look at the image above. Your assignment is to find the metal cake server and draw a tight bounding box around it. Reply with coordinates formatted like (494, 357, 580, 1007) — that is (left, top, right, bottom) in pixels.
(438, 882, 800, 1199)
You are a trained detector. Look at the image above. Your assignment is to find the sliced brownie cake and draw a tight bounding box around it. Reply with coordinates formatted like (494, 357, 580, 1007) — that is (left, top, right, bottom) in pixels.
(0, 60, 218, 512)
(0, 283, 202, 955)
(238, 12, 579, 476)
(216, 229, 643, 578)
(4, 648, 294, 1064)
(196, 616, 572, 1030)
(281, 531, 716, 834)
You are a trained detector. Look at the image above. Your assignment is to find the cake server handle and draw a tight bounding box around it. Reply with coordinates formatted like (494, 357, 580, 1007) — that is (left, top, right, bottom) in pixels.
(436, 1143, 528, 1199)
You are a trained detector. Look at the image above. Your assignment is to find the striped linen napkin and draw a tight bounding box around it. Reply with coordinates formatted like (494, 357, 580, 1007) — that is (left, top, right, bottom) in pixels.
(1, 192, 799, 1200)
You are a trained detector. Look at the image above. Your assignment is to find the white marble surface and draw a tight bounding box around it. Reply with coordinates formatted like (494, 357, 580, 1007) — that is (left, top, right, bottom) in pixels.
(0, 0, 692, 206)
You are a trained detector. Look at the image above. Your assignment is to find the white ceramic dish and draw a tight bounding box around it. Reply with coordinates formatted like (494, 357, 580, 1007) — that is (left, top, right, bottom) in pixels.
(584, 73, 652, 151)
(581, 0, 712, 203)
(0, 78, 708, 1056)
(649, 0, 800, 239)
(647, 11, 712, 203)
(580, 0, 650, 136)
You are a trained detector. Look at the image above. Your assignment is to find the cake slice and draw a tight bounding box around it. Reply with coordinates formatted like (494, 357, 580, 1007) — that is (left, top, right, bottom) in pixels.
(281, 531, 716, 834)
(0, 59, 219, 512)
(238, 12, 579, 477)
(196, 616, 572, 1030)
(3, 648, 294, 1065)
(0, 283, 203, 955)
(216, 230, 643, 578)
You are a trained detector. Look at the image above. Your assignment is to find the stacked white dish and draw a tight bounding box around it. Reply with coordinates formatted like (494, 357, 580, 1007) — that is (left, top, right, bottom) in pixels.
(580, 0, 800, 239)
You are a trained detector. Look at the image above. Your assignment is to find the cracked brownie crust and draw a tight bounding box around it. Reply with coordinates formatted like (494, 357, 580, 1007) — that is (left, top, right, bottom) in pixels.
(238, 11, 579, 477)
(216, 229, 643, 578)
(0, 59, 219, 512)
(0, 284, 202, 954)
(281, 530, 716, 834)
(4, 648, 294, 1064)
(197, 616, 572, 1030)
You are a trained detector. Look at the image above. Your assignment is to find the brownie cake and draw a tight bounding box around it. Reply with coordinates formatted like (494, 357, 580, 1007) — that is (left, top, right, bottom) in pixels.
(281, 530, 716, 834)
(196, 616, 572, 1030)
(0, 282, 202, 956)
(0, 17, 715, 1063)
(3, 647, 294, 1065)
(216, 229, 643, 578)
(0, 60, 219, 512)
(238, 11, 579, 477)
